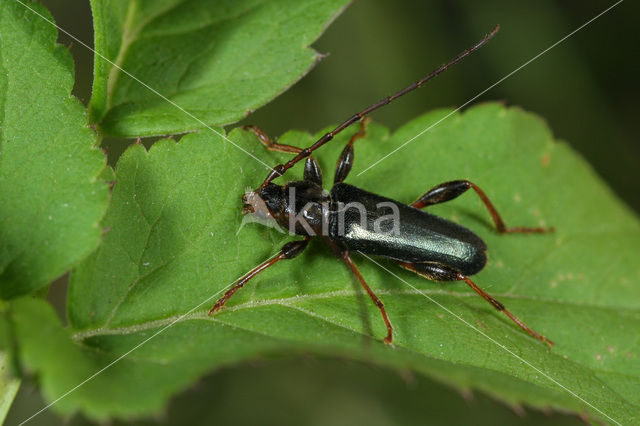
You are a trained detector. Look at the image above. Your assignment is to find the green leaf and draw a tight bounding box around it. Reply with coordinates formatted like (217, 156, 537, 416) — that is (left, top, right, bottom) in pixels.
(89, 0, 350, 137)
(12, 104, 640, 422)
(0, 2, 109, 298)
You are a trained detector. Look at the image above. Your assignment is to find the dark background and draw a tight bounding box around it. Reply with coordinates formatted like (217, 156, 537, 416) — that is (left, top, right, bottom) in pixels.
(7, 0, 638, 425)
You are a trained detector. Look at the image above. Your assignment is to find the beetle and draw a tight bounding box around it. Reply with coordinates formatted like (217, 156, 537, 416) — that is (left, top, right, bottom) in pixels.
(209, 25, 554, 347)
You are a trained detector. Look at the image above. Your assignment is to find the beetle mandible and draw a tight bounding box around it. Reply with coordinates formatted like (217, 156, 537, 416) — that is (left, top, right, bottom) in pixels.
(209, 25, 554, 347)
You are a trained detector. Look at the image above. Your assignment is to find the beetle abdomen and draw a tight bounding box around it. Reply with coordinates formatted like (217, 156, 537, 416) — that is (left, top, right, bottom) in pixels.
(329, 183, 487, 276)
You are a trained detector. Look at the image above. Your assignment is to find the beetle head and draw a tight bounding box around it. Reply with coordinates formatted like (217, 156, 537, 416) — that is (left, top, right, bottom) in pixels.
(242, 183, 284, 219)
(238, 184, 287, 235)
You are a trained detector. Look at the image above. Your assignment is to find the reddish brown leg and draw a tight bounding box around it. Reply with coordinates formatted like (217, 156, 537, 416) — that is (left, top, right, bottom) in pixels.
(334, 117, 371, 184)
(244, 125, 323, 185)
(458, 273, 554, 347)
(396, 260, 553, 347)
(243, 125, 302, 154)
(342, 250, 393, 344)
(209, 238, 310, 314)
(410, 180, 553, 234)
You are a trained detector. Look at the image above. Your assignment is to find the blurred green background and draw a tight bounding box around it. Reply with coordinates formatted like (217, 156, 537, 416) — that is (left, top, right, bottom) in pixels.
(7, 0, 637, 425)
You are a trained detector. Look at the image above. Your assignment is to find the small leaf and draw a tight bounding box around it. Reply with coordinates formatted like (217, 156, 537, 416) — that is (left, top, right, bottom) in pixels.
(0, 2, 109, 298)
(89, 0, 350, 137)
(14, 104, 640, 422)
(0, 352, 20, 425)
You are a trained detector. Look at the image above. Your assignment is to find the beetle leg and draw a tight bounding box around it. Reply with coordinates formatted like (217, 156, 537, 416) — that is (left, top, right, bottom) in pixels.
(303, 156, 323, 186)
(410, 180, 553, 234)
(333, 117, 371, 184)
(243, 125, 302, 154)
(342, 250, 393, 344)
(244, 125, 322, 185)
(209, 238, 310, 314)
(396, 260, 553, 347)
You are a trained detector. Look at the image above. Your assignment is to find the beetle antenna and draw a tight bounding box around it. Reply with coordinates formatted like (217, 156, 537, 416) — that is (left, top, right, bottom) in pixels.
(261, 24, 500, 187)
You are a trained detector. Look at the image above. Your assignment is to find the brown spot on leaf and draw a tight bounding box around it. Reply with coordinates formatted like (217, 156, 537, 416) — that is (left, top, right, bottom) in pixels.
(541, 153, 551, 167)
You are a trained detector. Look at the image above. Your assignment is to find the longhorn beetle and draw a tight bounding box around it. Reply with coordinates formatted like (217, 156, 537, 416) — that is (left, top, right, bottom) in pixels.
(209, 25, 554, 346)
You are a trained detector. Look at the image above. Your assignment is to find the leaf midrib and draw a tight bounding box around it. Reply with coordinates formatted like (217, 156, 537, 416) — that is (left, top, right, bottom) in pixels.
(104, 0, 137, 112)
(72, 287, 640, 341)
